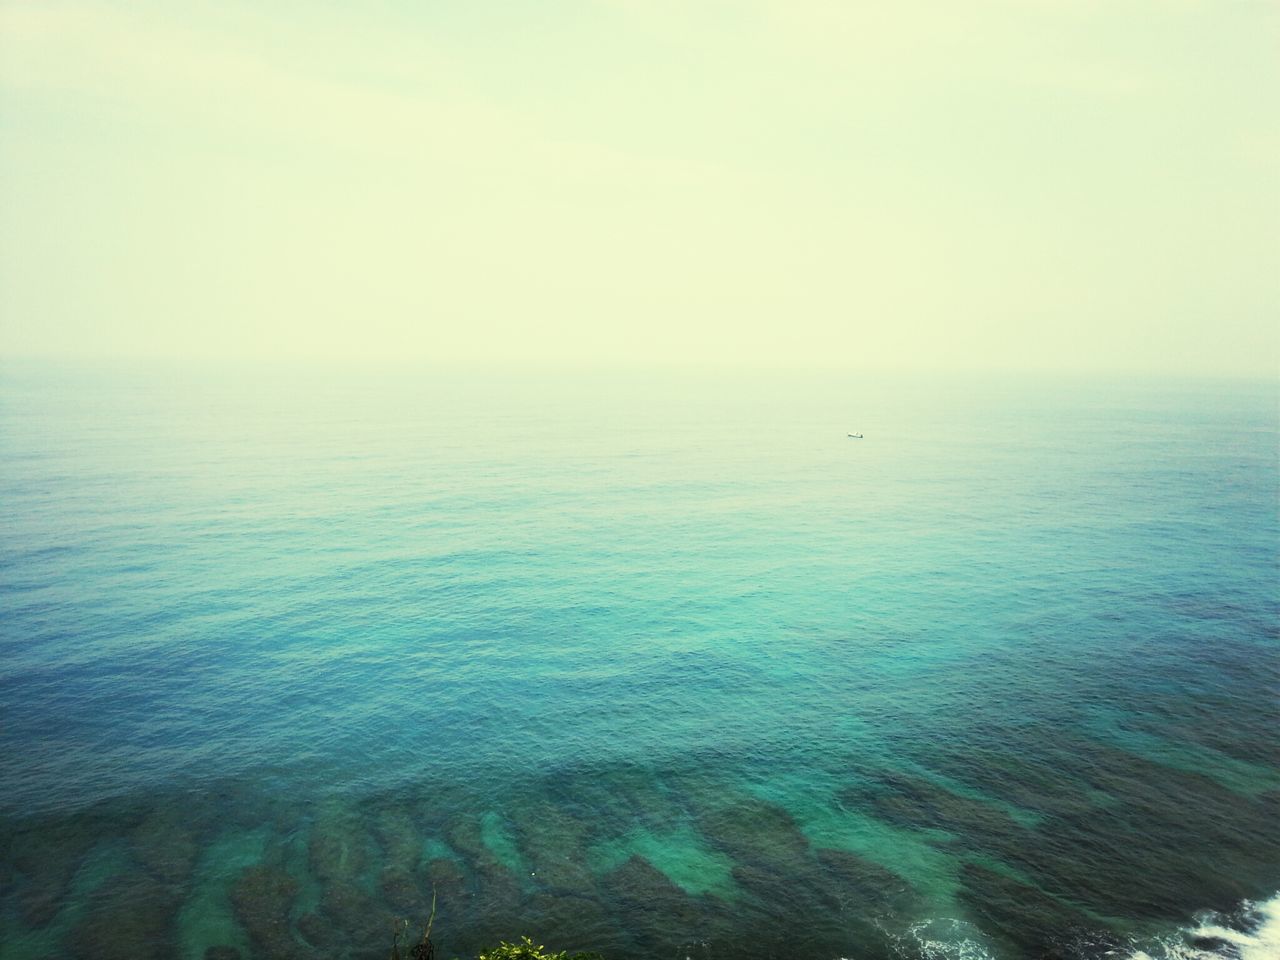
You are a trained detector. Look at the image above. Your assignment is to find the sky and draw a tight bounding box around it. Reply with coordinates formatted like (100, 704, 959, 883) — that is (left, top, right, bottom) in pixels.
(0, 0, 1276, 375)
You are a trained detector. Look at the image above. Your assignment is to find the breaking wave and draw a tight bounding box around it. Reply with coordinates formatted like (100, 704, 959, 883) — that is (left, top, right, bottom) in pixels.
(1128, 893, 1280, 960)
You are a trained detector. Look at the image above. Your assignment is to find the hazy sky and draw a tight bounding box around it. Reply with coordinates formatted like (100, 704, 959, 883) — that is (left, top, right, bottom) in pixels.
(1, 0, 1276, 374)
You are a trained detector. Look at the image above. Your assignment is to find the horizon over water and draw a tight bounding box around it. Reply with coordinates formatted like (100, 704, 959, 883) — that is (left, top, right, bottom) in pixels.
(1, 361, 1277, 960)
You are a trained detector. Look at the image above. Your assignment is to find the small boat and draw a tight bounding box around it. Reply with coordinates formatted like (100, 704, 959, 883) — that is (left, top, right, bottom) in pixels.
(847, 433, 863, 439)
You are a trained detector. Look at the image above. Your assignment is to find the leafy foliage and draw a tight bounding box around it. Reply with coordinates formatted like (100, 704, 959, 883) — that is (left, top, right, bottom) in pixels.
(477, 936, 603, 960)
(392, 893, 603, 960)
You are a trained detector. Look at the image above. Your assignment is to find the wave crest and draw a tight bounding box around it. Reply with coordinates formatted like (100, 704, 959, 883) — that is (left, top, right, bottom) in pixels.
(1129, 894, 1280, 960)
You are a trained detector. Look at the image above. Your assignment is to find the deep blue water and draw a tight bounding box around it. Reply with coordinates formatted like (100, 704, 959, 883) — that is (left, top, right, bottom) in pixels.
(1, 365, 1277, 960)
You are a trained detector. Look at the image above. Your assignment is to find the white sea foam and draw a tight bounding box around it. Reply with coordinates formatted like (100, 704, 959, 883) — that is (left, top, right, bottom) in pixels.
(891, 917, 997, 960)
(1127, 893, 1280, 960)
(879, 895, 1280, 960)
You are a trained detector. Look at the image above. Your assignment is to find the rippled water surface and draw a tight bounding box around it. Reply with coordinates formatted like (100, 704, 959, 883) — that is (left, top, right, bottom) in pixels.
(1, 365, 1276, 960)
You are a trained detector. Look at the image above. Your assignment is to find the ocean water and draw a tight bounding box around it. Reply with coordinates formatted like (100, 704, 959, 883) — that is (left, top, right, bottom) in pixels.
(0, 364, 1276, 960)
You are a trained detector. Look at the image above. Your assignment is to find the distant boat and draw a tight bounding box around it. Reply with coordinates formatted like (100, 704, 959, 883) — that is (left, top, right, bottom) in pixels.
(847, 433, 863, 439)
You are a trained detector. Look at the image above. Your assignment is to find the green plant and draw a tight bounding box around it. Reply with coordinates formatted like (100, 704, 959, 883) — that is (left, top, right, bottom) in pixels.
(477, 936, 602, 960)
(392, 889, 601, 960)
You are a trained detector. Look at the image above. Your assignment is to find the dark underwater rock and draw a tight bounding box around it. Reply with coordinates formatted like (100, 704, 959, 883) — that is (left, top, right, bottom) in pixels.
(295, 912, 333, 952)
(424, 856, 469, 899)
(415, 781, 478, 834)
(445, 815, 488, 862)
(17, 871, 70, 930)
(734, 861, 860, 960)
(990, 752, 1280, 922)
(297, 880, 387, 960)
(72, 871, 180, 960)
(204, 947, 242, 960)
(230, 864, 305, 960)
(847, 772, 1028, 844)
(957, 862, 1113, 958)
(419, 855, 471, 948)
(842, 771, 1042, 880)
(1019, 800, 1270, 922)
(521, 891, 616, 955)
(380, 865, 426, 915)
(690, 797, 890, 956)
(425, 814, 528, 960)
(915, 743, 1097, 821)
(9, 816, 101, 928)
(695, 797, 811, 871)
(309, 806, 374, 885)
(471, 858, 526, 926)
(372, 802, 421, 876)
(811, 850, 920, 960)
(444, 814, 525, 914)
(914, 733, 1280, 923)
(439, 863, 528, 960)
(131, 802, 201, 885)
(814, 847, 917, 915)
(513, 801, 595, 895)
(718, 855, 898, 960)
(561, 765, 686, 835)
(726, 862, 775, 898)
(600, 854, 715, 950)
(601, 854, 696, 916)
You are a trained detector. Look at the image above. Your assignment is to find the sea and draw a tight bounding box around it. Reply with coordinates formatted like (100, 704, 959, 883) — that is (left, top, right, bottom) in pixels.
(1, 363, 1276, 960)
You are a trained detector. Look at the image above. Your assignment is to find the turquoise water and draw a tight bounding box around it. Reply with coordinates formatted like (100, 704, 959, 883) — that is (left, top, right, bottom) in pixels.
(1, 365, 1276, 960)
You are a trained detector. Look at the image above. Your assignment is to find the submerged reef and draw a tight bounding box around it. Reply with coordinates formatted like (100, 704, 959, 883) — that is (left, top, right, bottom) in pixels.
(0, 752, 1276, 960)
(230, 865, 303, 960)
(8, 814, 101, 929)
(73, 871, 182, 960)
